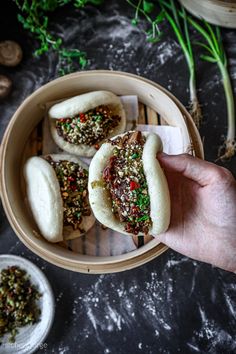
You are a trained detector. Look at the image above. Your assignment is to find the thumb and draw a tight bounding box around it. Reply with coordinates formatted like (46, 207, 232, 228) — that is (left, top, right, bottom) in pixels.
(158, 153, 219, 187)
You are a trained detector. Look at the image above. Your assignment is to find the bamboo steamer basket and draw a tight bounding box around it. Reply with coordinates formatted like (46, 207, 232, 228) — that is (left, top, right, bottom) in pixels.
(0, 71, 203, 274)
(179, 0, 236, 28)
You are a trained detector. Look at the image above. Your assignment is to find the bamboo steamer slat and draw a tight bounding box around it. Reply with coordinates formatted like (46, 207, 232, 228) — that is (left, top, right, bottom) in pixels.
(0, 71, 203, 274)
(179, 0, 236, 28)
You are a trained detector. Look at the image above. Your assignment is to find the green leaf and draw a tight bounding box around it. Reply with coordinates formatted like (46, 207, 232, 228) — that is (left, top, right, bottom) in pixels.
(170, 0, 181, 31)
(182, 6, 193, 59)
(194, 41, 215, 57)
(203, 20, 220, 53)
(56, 38, 62, 47)
(200, 54, 217, 63)
(40, 0, 59, 12)
(137, 215, 149, 222)
(17, 14, 25, 25)
(58, 0, 72, 6)
(89, 0, 104, 5)
(74, 0, 87, 8)
(131, 18, 138, 26)
(79, 56, 87, 68)
(153, 10, 165, 25)
(146, 35, 161, 43)
(76, 212, 81, 219)
(136, 194, 150, 210)
(94, 114, 102, 122)
(60, 49, 82, 57)
(143, 1, 154, 14)
(145, 28, 153, 35)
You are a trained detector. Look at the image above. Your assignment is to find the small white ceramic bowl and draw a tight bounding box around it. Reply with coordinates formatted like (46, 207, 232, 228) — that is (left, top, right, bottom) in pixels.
(0, 255, 54, 354)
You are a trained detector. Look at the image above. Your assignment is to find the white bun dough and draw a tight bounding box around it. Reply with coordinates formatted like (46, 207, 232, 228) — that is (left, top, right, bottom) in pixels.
(49, 91, 126, 157)
(24, 154, 95, 242)
(88, 132, 171, 236)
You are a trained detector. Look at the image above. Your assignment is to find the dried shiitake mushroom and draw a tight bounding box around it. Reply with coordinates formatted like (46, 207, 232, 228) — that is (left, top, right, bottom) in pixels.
(0, 75, 12, 99)
(0, 40, 23, 67)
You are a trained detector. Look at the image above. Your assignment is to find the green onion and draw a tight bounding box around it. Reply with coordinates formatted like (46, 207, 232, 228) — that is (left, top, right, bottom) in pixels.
(185, 18, 235, 159)
(137, 215, 149, 222)
(131, 153, 139, 159)
(159, 1, 235, 158)
(94, 115, 102, 122)
(136, 193, 150, 210)
(127, 0, 235, 159)
(159, 0, 202, 127)
(76, 212, 81, 219)
(127, 0, 201, 125)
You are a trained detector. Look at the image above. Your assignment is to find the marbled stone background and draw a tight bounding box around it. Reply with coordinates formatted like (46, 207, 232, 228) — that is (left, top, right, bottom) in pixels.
(0, 1, 235, 353)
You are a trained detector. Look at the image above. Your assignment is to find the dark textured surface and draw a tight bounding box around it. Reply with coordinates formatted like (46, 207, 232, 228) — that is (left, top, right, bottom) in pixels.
(0, 1, 236, 354)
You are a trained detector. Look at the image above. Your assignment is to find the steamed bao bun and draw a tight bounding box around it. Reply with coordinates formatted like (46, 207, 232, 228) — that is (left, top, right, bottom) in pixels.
(49, 91, 126, 157)
(24, 154, 95, 243)
(88, 131, 171, 237)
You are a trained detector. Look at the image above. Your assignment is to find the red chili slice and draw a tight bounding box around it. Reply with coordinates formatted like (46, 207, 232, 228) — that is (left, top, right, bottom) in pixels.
(70, 185, 77, 191)
(131, 205, 139, 214)
(130, 181, 140, 191)
(68, 177, 75, 182)
(79, 113, 86, 123)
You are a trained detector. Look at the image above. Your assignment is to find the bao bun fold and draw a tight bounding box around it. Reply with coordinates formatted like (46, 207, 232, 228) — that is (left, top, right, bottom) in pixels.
(24, 154, 95, 243)
(88, 131, 171, 236)
(49, 91, 126, 157)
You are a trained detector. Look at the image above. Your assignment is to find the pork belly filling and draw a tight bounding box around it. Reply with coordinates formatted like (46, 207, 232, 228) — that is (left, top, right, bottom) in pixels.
(103, 131, 151, 235)
(55, 105, 121, 147)
(45, 157, 91, 232)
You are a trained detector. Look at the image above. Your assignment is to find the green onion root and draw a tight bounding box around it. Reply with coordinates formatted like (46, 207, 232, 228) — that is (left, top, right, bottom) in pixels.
(189, 65, 202, 128)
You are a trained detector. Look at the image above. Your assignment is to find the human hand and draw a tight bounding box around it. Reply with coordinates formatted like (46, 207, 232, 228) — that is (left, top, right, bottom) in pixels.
(157, 153, 236, 273)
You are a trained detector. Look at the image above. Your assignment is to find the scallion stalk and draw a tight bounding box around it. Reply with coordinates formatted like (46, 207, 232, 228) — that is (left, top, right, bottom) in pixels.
(160, 0, 202, 127)
(185, 17, 235, 159)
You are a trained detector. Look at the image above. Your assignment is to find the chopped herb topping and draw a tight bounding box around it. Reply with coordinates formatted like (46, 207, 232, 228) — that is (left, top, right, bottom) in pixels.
(55, 105, 121, 147)
(0, 266, 41, 344)
(45, 157, 91, 231)
(103, 131, 151, 235)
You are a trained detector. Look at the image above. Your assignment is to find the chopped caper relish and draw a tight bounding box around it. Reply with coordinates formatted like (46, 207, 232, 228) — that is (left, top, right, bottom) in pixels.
(0, 266, 41, 344)
(103, 131, 152, 235)
(55, 105, 121, 146)
(45, 157, 91, 231)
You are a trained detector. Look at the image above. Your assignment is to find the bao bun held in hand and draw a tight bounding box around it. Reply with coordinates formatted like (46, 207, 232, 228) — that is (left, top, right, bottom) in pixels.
(88, 131, 170, 237)
(49, 91, 126, 157)
(24, 154, 95, 243)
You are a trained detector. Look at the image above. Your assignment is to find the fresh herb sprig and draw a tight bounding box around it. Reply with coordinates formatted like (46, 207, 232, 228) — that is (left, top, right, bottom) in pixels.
(14, 0, 103, 75)
(57, 48, 87, 76)
(126, 0, 164, 43)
